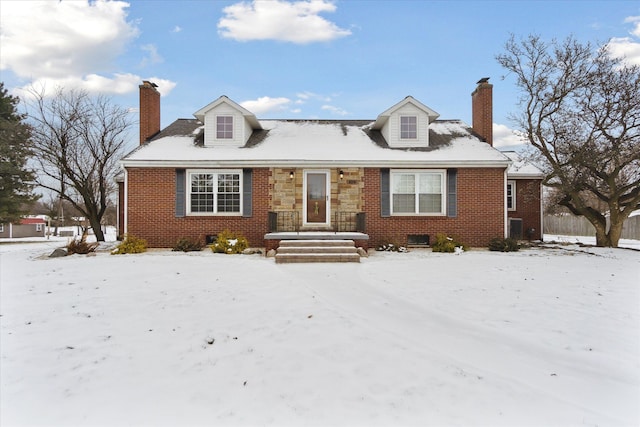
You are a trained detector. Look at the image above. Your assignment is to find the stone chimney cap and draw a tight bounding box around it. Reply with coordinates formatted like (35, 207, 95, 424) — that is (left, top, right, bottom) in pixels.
(476, 77, 490, 85)
(142, 80, 158, 88)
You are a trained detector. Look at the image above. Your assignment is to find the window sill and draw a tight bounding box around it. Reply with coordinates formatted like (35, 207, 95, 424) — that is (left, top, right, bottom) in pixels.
(186, 212, 243, 217)
(390, 213, 446, 217)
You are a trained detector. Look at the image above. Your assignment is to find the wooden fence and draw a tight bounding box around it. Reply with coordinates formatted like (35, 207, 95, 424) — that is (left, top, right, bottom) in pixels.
(543, 214, 640, 240)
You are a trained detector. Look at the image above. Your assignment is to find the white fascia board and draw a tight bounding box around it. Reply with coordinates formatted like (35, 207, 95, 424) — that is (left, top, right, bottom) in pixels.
(121, 159, 510, 169)
(507, 173, 545, 179)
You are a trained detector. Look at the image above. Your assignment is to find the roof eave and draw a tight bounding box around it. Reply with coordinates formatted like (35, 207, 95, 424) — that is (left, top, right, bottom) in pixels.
(121, 159, 510, 169)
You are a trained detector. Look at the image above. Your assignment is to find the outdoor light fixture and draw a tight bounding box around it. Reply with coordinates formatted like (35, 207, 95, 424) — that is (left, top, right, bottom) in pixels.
(339, 170, 344, 180)
(289, 171, 294, 179)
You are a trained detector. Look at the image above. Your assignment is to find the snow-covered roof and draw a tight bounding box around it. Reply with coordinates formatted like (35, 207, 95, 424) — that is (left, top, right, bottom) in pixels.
(503, 151, 545, 179)
(122, 118, 511, 169)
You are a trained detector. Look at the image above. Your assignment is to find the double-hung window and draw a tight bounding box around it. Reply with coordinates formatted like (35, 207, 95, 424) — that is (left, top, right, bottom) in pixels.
(216, 115, 233, 139)
(400, 115, 417, 139)
(391, 170, 445, 215)
(507, 180, 516, 211)
(188, 170, 241, 215)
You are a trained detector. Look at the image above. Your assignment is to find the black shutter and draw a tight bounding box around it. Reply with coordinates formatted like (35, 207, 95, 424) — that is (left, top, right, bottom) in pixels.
(380, 168, 390, 217)
(447, 169, 457, 217)
(242, 168, 252, 217)
(176, 169, 186, 217)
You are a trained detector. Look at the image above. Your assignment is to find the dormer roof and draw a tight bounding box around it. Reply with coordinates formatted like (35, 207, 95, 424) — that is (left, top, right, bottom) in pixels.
(371, 96, 440, 130)
(193, 95, 262, 130)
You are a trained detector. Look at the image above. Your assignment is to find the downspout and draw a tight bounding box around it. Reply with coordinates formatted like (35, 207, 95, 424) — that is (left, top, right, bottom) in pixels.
(124, 169, 128, 235)
(504, 169, 509, 238)
(539, 181, 544, 242)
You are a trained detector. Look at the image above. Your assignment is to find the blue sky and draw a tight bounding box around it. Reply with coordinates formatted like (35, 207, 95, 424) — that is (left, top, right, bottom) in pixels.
(1, 0, 639, 152)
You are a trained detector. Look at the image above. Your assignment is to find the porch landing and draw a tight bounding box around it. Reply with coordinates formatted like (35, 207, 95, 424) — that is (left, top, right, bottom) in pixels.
(264, 232, 369, 241)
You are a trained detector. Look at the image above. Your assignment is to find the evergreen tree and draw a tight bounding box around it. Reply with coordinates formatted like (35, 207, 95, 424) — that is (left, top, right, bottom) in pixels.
(0, 83, 39, 223)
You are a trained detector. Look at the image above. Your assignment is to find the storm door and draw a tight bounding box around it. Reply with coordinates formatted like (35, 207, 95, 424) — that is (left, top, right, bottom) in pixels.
(304, 171, 330, 226)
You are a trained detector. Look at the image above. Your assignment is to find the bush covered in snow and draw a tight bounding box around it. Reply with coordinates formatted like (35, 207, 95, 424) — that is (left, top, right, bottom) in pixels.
(172, 237, 204, 252)
(431, 233, 468, 253)
(488, 237, 520, 252)
(111, 235, 148, 255)
(376, 237, 406, 252)
(210, 230, 249, 254)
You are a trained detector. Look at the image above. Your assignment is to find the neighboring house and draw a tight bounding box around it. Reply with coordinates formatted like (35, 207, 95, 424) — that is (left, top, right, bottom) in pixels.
(0, 217, 47, 238)
(118, 79, 543, 249)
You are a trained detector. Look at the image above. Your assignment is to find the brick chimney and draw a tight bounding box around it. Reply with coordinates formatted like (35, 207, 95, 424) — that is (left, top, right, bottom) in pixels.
(139, 80, 160, 144)
(471, 77, 493, 146)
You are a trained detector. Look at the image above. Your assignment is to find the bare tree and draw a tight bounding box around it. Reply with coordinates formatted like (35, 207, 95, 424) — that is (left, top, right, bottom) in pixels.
(27, 87, 133, 241)
(497, 35, 640, 247)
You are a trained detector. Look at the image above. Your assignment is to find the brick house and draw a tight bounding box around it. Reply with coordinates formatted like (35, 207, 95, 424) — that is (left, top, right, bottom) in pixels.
(118, 79, 543, 251)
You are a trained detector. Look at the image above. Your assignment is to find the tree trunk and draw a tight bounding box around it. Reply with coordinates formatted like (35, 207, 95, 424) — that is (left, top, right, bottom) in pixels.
(593, 222, 610, 247)
(607, 218, 624, 248)
(89, 216, 105, 242)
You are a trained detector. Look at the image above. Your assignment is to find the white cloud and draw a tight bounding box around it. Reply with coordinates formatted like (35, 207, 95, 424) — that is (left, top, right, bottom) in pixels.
(493, 123, 527, 148)
(624, 15, 640, 37)
(15, 75, 176, 99)
(321, 104, 349, 116)
(607, 16, 640, 66)
(218, 0, 351, 44)
(295, 91, 332, 102)
(0, 1, 176, 96)
(172, 25, 183, 33)
(608, 37, 640, 66)
(240, 96, 291, 114)
(139, 44, 163, 67)
(143, 78, 177, 97)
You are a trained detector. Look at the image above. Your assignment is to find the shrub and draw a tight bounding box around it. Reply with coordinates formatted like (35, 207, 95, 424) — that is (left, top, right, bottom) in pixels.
(488, 237, 520, 252)
(111, 234, 147, 255)
(210, 230, 249, 254)
(66, 237, 99, 255)
(431, 233, 468, 253)
(376, 237, 406, 252)
(173, 237, 204, 252)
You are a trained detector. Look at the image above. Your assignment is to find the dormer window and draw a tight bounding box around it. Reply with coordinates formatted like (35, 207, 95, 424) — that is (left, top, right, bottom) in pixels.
(216, 115, 233, 139)
(400, 115, 417, 139)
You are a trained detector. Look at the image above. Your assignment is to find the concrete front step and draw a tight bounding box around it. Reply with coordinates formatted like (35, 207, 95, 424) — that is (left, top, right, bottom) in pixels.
(275, 239, 360, 263)
(278, 239, 355, 247)
(276, 253, 361, 263)
(277, 246, 359, 254)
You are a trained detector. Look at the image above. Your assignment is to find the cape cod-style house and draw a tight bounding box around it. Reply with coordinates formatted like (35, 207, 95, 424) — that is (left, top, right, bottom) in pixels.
(117, 79, 543, 259)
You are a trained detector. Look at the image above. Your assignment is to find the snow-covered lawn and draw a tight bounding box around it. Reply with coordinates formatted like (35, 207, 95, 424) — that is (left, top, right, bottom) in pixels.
(1, 241, 638, 426)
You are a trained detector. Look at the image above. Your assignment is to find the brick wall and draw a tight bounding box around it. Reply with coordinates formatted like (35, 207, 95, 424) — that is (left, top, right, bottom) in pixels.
(126, 166, 509, 248)
(126, 167, 270, 247)
(363, 168, 505, 247)
(508, 178, 542, 240)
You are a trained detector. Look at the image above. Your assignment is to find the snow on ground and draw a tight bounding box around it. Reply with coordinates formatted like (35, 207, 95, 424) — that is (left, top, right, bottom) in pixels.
(0, 239, 638, 426)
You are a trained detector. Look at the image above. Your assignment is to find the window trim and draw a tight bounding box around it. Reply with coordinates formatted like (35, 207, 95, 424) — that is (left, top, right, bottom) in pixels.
(186, 169, 243, 216)
(399, 115, 418, 140)
(507, 180, 516, 211)
(216, 115, 234, 140)
(390, 169, 446, 216)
